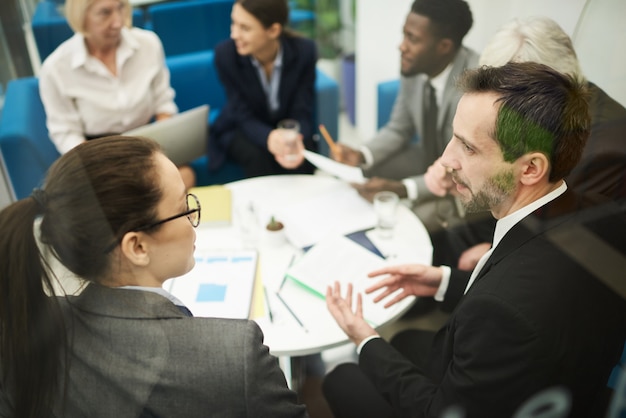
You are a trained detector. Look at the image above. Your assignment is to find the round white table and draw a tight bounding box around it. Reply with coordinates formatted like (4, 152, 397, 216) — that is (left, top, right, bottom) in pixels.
(172, 174, 433, 357)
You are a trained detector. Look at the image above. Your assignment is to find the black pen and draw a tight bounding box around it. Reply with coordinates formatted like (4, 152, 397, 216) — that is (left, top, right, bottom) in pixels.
(278, 254, 296, 291)
(275, 291, 308, 333)
(263, 286, 274, 323)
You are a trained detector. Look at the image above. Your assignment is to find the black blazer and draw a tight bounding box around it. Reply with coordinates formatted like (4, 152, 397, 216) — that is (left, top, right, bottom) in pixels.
(359, 191, 626, 417)
(209, 35, 317, 170)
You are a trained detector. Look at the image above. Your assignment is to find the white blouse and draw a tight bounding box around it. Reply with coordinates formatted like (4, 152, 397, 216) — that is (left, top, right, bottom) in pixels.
(39, 27, 178, 154)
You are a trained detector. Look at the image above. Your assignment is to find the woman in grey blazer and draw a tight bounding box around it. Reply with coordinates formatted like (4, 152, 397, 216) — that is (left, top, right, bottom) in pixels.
(0, 136, 307, 418)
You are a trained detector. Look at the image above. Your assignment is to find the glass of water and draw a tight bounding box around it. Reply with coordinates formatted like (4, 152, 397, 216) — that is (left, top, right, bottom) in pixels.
(373, 191, 399, 239)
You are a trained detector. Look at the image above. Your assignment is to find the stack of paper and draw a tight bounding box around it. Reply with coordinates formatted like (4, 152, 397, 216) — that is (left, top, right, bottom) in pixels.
(284, 235, 405, 326)
(189, 185, 232, 226)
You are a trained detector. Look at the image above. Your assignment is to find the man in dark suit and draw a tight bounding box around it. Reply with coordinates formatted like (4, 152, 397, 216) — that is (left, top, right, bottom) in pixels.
(322, 62, 626, 417)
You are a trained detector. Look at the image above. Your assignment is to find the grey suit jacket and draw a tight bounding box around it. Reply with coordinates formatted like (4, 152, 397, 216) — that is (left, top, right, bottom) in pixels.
(53, 284, 307, 418)
(363, 47, 479, 231)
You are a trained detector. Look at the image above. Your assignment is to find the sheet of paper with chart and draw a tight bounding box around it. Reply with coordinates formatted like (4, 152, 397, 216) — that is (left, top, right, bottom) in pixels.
(167, 250, 258, 319)
(284, 235, 406, 326)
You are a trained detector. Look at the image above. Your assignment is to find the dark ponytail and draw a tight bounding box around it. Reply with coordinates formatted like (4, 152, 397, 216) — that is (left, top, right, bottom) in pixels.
(0, 197, 66, 418)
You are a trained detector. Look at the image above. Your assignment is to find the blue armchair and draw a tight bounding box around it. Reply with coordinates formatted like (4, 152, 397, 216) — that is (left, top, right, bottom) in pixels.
(146, 0, 233, 57)
(0, 77, 59, 200)
(377, 79, 400, 129)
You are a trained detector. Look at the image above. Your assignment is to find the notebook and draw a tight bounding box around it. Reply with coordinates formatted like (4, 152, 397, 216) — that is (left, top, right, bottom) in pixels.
(123, 105, 209, 166)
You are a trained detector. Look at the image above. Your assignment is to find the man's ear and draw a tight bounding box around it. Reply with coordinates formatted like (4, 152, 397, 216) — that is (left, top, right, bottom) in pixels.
(267, 22, 282, 40)
(519, 152, 550, 186)
(437, 38, 454, 56)
(119, 232, 150, 267)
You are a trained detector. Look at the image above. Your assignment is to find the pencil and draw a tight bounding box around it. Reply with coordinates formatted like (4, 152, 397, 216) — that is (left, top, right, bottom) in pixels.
(275, 291, 308, 333)
(319, 124, 339, 156)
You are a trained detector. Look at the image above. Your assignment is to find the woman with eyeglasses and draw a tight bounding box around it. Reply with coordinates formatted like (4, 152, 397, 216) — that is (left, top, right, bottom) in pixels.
(0, 136, 307, 417)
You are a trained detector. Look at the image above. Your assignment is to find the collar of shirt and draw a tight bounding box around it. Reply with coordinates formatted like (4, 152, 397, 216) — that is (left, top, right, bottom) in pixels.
(250, 44, 283, 112)
(492, 181, 568, 249)
(428, 61, 453, 108)
(119, 285, 188, 308)
(70, 27, 138, 73)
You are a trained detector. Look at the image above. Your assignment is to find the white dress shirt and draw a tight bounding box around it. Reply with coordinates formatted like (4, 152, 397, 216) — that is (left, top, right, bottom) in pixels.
(39, 27, 178, 154)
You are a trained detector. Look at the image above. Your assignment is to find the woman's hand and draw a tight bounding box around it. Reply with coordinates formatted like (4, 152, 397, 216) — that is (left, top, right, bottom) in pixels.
(268, 129, 305, 169)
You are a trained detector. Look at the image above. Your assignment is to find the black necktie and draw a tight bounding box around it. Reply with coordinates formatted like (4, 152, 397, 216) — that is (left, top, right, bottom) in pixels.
(176, 305, 194, 317)
(423, 81, 439, 145)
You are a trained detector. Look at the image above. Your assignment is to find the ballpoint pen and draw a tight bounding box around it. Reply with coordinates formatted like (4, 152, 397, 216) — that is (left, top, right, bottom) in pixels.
(275, 291, 308, 333)
(278, 254, 296, 291)
(263, 286, 274, 323)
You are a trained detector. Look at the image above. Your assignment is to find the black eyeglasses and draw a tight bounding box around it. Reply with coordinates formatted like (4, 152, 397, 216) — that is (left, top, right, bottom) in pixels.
(133, 193, 201, 231)
(104, 193, 201, 253)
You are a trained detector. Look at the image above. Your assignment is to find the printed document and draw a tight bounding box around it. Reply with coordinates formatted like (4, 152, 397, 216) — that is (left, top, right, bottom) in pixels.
(167, 249, 257, 319)
(284, 235, 406, 326)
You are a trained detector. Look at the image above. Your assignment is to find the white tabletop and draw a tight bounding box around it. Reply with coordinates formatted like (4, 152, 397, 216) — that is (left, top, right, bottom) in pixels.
(175, 174, 433, 357)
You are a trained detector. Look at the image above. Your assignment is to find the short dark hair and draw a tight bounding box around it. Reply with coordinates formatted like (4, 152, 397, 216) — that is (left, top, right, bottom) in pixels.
(458, 62, 591, 182)
(411, 0, 473, 48)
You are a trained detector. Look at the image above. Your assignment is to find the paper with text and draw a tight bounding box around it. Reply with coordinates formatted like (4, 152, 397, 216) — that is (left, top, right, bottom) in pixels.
(284, 235, 405, 326)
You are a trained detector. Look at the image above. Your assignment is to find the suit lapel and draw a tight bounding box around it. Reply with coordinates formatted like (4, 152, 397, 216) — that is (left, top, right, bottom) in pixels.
(236, 52, 270, 119)
(438, 47, 470, 130)
(277, 37, 294, 117)
(469, 190, 581, 288)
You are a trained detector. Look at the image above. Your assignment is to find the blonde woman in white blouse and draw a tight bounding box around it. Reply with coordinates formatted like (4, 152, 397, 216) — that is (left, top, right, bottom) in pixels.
(39, 0, 196, 188)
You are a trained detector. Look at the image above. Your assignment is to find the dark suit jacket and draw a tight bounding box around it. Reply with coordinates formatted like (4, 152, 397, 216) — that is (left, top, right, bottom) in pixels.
(567, 83, 626, 200)
(209, 36, 317, 170)
(359, 191, 626, 417)
(53, 284, 307, 418)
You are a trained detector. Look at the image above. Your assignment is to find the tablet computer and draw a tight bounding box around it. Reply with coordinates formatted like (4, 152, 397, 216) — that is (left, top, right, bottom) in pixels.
(124, 104, 209, 165)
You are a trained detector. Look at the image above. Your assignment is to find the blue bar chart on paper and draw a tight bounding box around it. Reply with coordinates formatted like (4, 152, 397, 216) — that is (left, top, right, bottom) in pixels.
(167, 250, 258, 319)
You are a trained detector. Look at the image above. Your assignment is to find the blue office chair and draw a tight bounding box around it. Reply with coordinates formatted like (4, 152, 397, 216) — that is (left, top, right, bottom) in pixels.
(0, 77, 59, 200)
